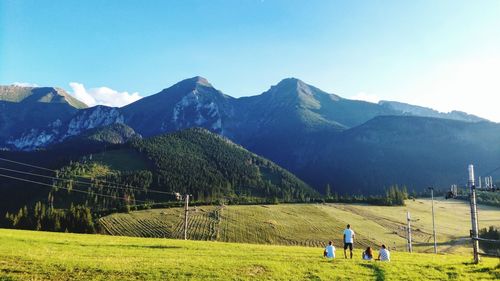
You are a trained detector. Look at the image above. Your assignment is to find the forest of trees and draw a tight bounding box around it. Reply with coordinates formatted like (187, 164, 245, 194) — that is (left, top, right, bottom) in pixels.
(324, 184, 409, 206)
(3, 202, 96, 233)
(453, 189, 500, 208)
(129, 128, 318, 203)
(53, 161, 158, 211)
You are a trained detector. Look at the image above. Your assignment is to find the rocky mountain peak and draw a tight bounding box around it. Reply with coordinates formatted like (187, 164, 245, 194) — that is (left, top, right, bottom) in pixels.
(263, 78, 322, 102)
(275, 77, 305, 89)
(0, 85, 87, 109)
(173, 76, 212, 90)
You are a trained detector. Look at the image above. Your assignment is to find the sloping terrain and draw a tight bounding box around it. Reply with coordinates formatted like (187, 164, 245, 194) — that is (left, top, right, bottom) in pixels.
(0, 228, 498, 280)
(100, 198, 500, 254)
(10, 128, 317, 215)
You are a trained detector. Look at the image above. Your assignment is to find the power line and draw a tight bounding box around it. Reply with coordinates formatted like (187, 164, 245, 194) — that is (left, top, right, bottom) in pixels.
(480, 164, 500, 178)
(0, 156, 176, 195)
(0, 173, 148, 204)
(0, 166, 174, 195)
(0, 157, 54, 172)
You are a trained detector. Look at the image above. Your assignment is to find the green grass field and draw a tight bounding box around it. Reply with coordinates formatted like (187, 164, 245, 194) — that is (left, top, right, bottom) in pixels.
(0, 228, 499, 280)
(100, 198, 500, 254)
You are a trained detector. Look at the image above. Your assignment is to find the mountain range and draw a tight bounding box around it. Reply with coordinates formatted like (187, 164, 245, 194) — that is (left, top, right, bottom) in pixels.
(1, 77, 498, 195)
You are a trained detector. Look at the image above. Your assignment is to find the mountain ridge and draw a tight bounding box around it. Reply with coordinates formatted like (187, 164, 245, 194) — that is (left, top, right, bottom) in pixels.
(1, 77, 498, 195)
(0, 85, 88, 109)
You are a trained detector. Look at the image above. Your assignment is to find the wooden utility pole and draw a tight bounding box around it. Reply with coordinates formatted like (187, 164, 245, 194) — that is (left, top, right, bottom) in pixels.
(468, 164, 480, 264)
(407, 211, 413, 253)
(183, 194, 190, 240)
(429, 187, 437, 254)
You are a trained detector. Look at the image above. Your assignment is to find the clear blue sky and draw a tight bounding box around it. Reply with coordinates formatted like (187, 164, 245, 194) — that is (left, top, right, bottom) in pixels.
(1, 0, 500, 120)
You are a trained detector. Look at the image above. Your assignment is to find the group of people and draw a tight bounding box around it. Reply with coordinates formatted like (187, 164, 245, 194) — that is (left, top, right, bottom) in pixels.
(323, 224, 390, 261)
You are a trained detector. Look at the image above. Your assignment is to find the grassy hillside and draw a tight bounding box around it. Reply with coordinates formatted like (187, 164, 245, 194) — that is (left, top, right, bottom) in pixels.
(0, 228, 498, 281)
(100, 199, 500, 254)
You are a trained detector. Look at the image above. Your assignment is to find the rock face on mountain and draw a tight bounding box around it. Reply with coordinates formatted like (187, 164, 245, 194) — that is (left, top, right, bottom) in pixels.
(121, 76, 235, 138)
(0, 78, 489, 151)
(3, 105, 125, 150)
(66, 106, 124, 137)
(0, 86, 88, 149)
(1, 78, 498, 194)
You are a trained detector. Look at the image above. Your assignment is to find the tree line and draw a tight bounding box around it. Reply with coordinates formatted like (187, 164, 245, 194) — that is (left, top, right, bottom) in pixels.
(2, 202, 96, 233)
(324, 184, 409, 206)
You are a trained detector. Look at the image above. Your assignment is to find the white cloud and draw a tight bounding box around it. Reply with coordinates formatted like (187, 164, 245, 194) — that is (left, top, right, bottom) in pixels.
(68, 82, 142, 107)
(350, 92, 380, 104)
(13, 82, 39, 87)
(400, 56, 500, 122)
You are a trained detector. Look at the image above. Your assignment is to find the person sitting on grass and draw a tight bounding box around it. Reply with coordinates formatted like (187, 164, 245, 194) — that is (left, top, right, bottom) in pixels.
(324, 241, 336, 259)
(376, 244, 390, 262)
(362, 247, 373, 260)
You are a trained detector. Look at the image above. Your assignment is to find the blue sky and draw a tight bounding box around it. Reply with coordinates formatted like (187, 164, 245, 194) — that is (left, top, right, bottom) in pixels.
(1, 0, 500, 120)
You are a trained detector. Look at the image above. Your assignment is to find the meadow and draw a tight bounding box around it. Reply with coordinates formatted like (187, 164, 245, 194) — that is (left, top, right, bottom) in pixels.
(100, 198, 500, 254)
(0, 228, 499, 280)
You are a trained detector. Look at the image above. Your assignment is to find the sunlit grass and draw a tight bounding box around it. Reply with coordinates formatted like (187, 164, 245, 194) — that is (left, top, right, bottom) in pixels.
(101, 199, 500, 254)
(0, 228, 498, 280)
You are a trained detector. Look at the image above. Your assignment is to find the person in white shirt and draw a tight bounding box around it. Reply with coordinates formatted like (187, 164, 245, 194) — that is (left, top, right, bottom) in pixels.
(377, 244, 391, 262)
(324, 241, 336, 259)
(343, 224, 355, 259)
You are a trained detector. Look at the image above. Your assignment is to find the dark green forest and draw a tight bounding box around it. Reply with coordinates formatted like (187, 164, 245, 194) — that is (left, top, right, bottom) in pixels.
(130, 128, 318, 203)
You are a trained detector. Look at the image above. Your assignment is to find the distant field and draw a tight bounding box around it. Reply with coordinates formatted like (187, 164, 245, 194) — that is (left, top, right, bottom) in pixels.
(100, 198, 500, 254)
(0, 228, 498, 280)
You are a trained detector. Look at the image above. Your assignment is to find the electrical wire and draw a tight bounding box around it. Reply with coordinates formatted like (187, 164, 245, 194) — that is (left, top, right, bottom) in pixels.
(0, 166, 174, 195)
(0, 156, 177, 195)
(0, 157, 54, 172)
(0, 173, 148, 204)
(479, 164, 500, 178)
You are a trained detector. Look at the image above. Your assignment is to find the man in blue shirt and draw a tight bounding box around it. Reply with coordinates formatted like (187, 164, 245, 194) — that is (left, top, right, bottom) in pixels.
(343, 224, 355, 259)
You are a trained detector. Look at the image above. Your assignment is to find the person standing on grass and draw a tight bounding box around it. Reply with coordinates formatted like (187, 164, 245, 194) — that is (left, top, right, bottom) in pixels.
(324, 241, 336, 259)
(376, 244, 390, 262)
(343, 224, 355, 259)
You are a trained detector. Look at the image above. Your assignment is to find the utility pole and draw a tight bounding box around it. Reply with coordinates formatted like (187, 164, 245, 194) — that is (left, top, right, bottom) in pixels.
(183, 194, 190, 240)
(407, 211, 413, 253)
(468, 164, 480, 264)
(428, 187, 437, 254)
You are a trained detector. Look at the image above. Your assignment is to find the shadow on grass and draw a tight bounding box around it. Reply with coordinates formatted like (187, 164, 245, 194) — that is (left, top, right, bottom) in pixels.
(462, 262, 500, 279)
(100, 244, 182, 250)
(361, 263, 385, 281)
(49, 241, 182, 250)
